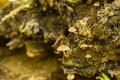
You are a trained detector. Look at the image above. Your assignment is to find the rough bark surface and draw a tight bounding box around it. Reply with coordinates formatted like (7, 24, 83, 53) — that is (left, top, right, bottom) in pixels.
(0, 0, 120, 80)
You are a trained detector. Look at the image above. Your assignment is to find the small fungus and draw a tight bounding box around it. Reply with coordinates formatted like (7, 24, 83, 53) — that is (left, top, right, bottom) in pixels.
(57, 45, 70, 51)
(67, 74, 75, 80)
(57, 45, 70, 57)
(85, 54, 92, 59)
(68, 27, 77, 33)
(94, 2, 100, 7)
(80, 44, 93, 49)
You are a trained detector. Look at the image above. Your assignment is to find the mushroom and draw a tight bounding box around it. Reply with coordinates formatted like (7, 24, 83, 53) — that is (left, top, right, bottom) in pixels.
(57, 45, 70, 57)
(67, 74, 75, 80)
(85, 54, 92, 59)
(68, 27, 77, 33)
